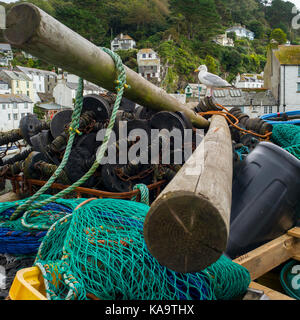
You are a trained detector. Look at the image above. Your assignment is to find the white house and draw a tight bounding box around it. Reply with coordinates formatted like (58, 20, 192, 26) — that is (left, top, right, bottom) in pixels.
(264, 45, 300, 112)
(111, 34, 136, 52)
(212, 88, 277, 118)
(22, 51, 36, 60)
(0, 43, 13, 66)
(213, 33, 234, 47)
(226, 25, 255, 41)
(137, 49, 161, 82)
(16, 66, 57, 104)
(0, 94, 34, 131)
(234, 73, 264, 89)
(53, 78, 104, 109)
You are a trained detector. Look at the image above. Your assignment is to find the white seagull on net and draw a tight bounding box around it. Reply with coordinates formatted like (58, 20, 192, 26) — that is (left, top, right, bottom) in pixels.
(195, 65, 232, 97)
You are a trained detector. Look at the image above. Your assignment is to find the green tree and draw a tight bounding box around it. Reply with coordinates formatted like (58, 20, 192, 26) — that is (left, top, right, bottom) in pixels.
(227, 32, 237, 41)
(248, 21, 265, 39)
(270, 28, 287, 44)
(205, 55, 218, 74)
(170, 0, 221, 40)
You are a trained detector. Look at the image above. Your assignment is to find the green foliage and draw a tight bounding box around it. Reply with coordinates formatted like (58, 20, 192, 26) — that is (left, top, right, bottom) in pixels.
(33, 105, 46, 120)
(3, 0, 297, 92)
(227, 32, 236, 41)
(115, 49, 138, 72)
(270, 28, 288, 45)
(205, 55, 218, 74)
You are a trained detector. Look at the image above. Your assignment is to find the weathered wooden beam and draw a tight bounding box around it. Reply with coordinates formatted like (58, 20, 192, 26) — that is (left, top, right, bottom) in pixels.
(143, 115, 233, 273)
(234, 232, 300, 281)
(4, 3, 209, 129)
(248, 282, 295, 300)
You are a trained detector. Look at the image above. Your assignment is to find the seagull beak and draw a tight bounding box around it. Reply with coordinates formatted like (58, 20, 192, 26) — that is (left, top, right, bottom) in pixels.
(194, 69, 199, 73)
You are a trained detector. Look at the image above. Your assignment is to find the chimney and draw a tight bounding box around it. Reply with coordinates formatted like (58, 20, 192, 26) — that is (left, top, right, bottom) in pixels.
(120, 33, 123, 39)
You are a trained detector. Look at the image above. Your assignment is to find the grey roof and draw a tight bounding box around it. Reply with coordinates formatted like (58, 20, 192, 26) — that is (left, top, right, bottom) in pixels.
(226, 26, 254, 34)
(16, 66, 57, 77)
(213, 89, 276, 107)
(0, 94, 33, 103)
(38, 103, 72, 111)
(0, 70, 31, 81)
(37, 92, 54, 103)
(0, 43, 12, 51)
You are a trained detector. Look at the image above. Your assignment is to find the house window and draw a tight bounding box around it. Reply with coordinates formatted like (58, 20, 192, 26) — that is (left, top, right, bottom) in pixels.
(149, 54, 152, 58)
(269, 106, 273, 114)
(27, 91, 30, 96)
(297, 83, 300, 92)
(26, 81, 29, 88)
(16, 80, 19, 88)
(8, 114, 11, 120)
(2, 104, 5, 110)
(13, 103, 17, 109)
(142, 54, 146, 58)
(13, 113, 18, 120)
(24, 102, 28, 109)
(264, 106, 268, 114)
(298, 66, 300, 77)
(21, 113, 25, 118)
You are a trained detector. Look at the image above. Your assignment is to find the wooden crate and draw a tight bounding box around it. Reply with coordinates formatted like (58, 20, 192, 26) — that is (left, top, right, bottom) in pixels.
(234, 227, 300, 300)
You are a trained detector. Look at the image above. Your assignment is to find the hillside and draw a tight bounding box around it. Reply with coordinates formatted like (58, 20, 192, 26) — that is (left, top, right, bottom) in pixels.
(2, 0, 300, 92)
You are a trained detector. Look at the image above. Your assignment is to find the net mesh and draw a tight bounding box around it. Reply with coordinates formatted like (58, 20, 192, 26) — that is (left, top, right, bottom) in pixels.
(0, 196, 83, 254)
(271, 124, 300, 160)
(33, 198, 251, 300)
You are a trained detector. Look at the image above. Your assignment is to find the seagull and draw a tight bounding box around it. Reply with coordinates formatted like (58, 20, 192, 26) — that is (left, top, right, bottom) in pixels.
(195, 65, 232, 97)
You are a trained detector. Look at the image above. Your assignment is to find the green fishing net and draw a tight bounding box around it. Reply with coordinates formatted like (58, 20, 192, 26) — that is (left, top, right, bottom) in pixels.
(271, 124, 300, 160)
(34, 198, 251, 301)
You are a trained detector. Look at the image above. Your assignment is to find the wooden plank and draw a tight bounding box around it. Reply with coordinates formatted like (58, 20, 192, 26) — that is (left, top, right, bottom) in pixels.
(144, 115, 233, 273)
(249, 282, 295, 300)
(288, 227, 300, 239)
(234, 234, 300, 280)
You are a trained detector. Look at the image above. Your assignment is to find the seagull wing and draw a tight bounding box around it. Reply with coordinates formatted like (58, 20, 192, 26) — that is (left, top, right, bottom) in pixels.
(202, 72, 231, 87)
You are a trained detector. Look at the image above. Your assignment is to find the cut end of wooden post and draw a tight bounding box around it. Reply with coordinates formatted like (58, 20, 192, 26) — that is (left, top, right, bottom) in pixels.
(143, 191, 228, 273)
(4, 3, 41, 46)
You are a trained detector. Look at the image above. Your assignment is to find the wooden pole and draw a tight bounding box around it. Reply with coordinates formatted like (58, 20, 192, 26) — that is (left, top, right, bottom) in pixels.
(4, 3, 209, 129)
(144, 115, 233, 273)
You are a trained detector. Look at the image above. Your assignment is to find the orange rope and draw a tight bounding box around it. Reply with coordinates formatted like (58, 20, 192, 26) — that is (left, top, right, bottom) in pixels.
(199, 103, 272, 141)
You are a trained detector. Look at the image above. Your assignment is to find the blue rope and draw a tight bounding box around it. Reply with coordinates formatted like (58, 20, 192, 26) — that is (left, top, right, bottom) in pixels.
(235, 146, 250, 161)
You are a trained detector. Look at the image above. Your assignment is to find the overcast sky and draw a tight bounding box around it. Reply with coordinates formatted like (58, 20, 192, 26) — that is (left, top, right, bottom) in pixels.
(0, 0, 300, 8)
